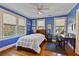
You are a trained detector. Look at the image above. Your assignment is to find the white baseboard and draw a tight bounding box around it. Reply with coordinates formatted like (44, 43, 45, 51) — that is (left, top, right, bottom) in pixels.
(68, 43, 74, 50)
(0, 43, 16, 52)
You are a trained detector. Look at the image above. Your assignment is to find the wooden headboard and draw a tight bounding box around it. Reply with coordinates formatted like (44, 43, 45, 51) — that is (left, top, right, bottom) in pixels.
(36, 29, 46, 35)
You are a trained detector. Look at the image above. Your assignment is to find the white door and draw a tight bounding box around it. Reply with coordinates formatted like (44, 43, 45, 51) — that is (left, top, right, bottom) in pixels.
(75, 9, 79, 54)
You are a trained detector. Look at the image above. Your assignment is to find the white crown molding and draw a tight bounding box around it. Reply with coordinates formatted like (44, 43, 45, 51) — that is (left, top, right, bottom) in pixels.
(67, 4, 77, 15)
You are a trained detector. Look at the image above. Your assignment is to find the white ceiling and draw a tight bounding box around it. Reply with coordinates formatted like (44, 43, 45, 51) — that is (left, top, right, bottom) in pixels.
(0, 3, 77, 19)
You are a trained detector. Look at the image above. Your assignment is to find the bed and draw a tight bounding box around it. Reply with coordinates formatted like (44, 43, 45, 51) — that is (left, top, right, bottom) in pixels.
(16, 33, 46, 54)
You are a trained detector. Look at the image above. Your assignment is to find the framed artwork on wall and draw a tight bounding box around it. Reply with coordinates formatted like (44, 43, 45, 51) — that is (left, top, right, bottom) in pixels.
(27, 21, 30, 25)
(32, 20, 36, 26)
(48, 24, 51, 29)
(32, 26, 36, 33)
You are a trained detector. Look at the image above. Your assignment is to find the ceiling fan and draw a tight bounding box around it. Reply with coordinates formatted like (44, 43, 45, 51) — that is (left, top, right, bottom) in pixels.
(34, 4, 49, 15)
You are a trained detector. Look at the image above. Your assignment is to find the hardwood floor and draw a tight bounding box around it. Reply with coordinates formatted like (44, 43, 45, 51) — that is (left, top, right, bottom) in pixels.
(0, 42, 77, 56)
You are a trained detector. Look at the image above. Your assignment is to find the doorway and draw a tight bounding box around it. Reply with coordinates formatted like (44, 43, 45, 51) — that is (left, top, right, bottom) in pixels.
(75, 9, 79, 55)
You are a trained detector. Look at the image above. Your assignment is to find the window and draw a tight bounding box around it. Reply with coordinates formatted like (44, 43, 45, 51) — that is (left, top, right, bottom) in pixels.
(37, 19, 45, 29)
(0, 11, 26, 40)
(55, 18, 66, 34)
(18, 18, 26, 35)
(3, 13, 17, 38)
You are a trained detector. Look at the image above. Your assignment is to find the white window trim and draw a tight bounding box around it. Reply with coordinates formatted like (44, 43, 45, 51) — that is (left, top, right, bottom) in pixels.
(2, 12, 17, 39)
(54, 17, 67, 35)
(37, 19, 45, 29)
(17, 17, 27, 36)
(0, 10, 27, 41)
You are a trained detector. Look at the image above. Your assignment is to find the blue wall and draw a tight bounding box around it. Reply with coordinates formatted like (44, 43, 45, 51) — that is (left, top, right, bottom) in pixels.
(67, 4, 79, 48)
(0, 4, 78, 48)
(27, 19, 33, 34)
(67, 4, 79, 33)
(0, 5, 29, 48)
(45, 17, 54, 34)
(68, 4, 79, 23)
(0, 36, 19, 48)
(27, 19, 37, 34)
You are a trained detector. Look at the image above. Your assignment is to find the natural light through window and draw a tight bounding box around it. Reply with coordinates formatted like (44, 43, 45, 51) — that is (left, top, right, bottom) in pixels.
(3, 13, 17, 38)
(37, 19, 45, 29)
(0, 11, 26, 40)
(18, 18, 26, 35)
(55, 18, 66, 34)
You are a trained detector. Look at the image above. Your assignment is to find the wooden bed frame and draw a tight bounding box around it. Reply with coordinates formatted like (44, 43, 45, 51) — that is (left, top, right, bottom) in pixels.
(36, 29, 46, 36)
(17, 40, 46, 53)
(17, 29, 46, 54)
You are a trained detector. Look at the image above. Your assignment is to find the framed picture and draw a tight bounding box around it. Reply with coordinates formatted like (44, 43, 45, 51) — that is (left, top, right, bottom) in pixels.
(32, 20, 36, 26)
(27, 21, 30, 25)
(48, 24, 51, 29)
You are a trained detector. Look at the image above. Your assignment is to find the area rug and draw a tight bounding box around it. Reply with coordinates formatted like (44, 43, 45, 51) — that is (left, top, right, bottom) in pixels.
(45, 42, 67, 55)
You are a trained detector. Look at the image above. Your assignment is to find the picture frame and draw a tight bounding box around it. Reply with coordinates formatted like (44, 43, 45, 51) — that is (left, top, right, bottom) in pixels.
(48, 24, 51, 29)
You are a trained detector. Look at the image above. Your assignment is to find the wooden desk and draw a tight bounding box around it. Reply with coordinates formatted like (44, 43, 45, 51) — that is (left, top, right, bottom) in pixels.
(63, 37, 75, 49)
(60, 37, 75, 51)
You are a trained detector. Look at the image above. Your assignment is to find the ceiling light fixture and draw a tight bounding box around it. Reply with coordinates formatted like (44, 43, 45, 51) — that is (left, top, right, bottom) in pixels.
(38, 11, 42, 15)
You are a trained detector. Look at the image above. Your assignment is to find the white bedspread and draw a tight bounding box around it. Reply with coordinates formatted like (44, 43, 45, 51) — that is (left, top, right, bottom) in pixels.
(16, 33, 46, 53)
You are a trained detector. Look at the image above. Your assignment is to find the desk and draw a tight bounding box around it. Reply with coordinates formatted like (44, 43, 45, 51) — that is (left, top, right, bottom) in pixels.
(56, 36, 75, 51)
(63, 37, 75, 49)
(61, 37, 75, 51)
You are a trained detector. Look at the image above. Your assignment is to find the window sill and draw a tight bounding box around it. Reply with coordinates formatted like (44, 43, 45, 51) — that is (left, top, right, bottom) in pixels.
(0, 35, 20, 41)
